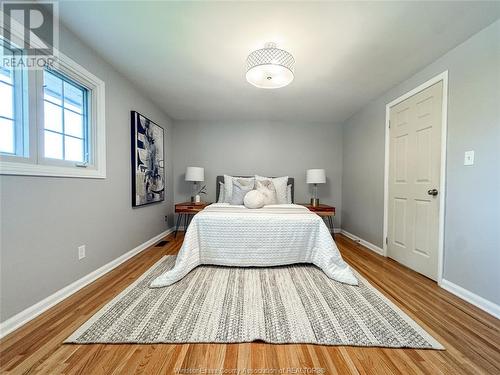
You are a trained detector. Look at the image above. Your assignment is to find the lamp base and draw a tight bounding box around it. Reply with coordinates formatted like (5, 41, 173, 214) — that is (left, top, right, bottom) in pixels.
(311, 198, 320, 207)
(190, 196, 203, 204)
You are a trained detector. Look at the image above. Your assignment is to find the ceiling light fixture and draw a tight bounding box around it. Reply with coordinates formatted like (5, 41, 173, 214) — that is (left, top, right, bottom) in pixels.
(246, 42, 295, 89)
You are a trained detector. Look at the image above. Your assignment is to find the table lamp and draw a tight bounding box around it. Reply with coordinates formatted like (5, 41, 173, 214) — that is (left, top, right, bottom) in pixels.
(306, 169, 326, 207)
(185, 167, 204, 203)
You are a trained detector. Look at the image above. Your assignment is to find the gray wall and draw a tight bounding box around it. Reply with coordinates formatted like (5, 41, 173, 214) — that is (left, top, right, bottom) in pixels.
(0, 25, 174, 321)
(173, 120, 343, 227)
(342, 20, 500, 304)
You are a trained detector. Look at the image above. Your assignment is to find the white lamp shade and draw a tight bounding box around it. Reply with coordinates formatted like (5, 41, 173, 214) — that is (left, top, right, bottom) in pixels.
(306, 169, 326, 184)
(185, 167, 204, 182)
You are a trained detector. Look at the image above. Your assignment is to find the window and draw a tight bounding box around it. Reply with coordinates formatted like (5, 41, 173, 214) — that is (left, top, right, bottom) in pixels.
(0, 41, 106, 178)
(0, 64, 15, 154)
(43, 70, 88, 163)
(0, 44, 26, 157)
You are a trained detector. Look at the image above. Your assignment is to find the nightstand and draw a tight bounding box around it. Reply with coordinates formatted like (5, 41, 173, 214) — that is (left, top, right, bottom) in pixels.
(299, 203, 336, 238)
(174, 202, 211, 237)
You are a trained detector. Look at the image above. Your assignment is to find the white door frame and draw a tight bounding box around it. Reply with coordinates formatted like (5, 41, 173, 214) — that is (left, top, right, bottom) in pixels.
(383, 71, 448, 285)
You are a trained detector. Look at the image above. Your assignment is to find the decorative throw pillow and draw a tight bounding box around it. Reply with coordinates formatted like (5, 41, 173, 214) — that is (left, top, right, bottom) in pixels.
(243, 190, 265, 209)
(287, 184, 292, 204)
(255, 175, 288, 204)
(223, 175, 254, 203)
(230, 178, 254, 205)
(255, 179, 277, 205)
(217, 182, 225, 203)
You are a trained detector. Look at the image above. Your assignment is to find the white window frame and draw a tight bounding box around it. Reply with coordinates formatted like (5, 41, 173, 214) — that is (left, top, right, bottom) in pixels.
(0, 18, 106, 179)
(38, 68, 91, 168)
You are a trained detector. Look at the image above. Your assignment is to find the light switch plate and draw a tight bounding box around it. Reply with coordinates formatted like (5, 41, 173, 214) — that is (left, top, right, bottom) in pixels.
(78, 245, 86, 260)
(464, 150, 474, 166)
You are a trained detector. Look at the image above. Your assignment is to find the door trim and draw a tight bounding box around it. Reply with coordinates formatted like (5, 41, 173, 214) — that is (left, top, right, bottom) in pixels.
(383, 71, 448, 285)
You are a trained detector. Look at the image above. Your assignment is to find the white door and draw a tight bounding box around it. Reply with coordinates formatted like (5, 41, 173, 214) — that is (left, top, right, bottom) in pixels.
(388, 81, 443, 280)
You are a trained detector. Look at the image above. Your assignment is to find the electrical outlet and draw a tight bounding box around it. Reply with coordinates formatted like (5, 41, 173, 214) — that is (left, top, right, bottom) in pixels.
(78, 245, 86, 260)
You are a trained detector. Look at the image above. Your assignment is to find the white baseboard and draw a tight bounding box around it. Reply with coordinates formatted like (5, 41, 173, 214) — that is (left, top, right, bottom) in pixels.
(440, 279, 500, 319)
(0, 227, 174, 339)
(340, 229, 384, 255)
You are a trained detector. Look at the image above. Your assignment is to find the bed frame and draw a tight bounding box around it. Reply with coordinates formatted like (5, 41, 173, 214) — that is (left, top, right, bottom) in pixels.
(216, 176, 295, 203)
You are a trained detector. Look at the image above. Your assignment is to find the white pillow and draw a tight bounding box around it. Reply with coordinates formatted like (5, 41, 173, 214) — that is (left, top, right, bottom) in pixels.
(230, 178, 254, 205)
(255, 178, 277, 205)
(244, 190, 265, 209)
(255, 175, 288, 204)
(287, 184, 292, 204)
(223, 175, 255, 203)
(217, 182, 225, 203)
(223, 175, 233, 203)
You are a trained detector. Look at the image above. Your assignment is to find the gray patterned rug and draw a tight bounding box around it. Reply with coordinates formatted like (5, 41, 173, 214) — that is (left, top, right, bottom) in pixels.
(66, 256, 443, 348)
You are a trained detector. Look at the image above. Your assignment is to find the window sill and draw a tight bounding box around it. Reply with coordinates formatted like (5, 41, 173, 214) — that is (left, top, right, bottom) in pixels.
(0, 160, 106, 179)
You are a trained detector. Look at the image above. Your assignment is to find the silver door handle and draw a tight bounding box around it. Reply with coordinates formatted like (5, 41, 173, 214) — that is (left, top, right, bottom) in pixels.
(427, 189, 438, 196)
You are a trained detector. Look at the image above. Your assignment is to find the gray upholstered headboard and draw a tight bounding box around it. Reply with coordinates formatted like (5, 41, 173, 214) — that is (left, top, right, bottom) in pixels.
(216, 176, 295, 203)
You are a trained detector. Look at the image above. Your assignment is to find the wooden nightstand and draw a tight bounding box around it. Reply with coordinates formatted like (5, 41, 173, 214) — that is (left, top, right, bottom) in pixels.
(174, 202, 211, 237)
(299, 203, 336, 237)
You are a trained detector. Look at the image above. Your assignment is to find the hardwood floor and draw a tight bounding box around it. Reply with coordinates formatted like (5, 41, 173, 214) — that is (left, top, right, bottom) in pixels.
(1, 233, 499, 374)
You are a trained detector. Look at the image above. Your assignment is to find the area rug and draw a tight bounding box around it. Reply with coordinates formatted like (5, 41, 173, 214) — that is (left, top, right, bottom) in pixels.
(66, 256, 443, 349)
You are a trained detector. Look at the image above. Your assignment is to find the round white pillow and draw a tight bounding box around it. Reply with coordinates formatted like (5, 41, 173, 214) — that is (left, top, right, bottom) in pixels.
(243, 190, 265, 209)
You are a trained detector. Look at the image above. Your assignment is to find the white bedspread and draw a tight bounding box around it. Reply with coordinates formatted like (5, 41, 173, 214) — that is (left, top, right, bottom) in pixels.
(150, 204, 358, 287)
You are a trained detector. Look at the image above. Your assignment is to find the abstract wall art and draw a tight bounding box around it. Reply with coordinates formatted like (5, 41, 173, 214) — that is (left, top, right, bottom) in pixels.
(131, 111, 165, 207)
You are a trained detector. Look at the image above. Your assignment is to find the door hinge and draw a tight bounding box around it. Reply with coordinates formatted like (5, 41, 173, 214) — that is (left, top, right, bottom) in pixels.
(388, 120, 391, 129)
(385, 237, 388, 245)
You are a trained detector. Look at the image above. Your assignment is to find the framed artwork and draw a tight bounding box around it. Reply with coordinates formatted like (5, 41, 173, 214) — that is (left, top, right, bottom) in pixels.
(131, 111, 165, 207)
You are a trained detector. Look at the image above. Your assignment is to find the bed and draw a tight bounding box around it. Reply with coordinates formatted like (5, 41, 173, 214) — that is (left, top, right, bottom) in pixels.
(150, 176, 357, 288)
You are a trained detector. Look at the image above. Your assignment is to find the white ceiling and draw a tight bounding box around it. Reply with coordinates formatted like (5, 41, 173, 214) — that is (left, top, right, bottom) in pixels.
(58, 1, 500, 123)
